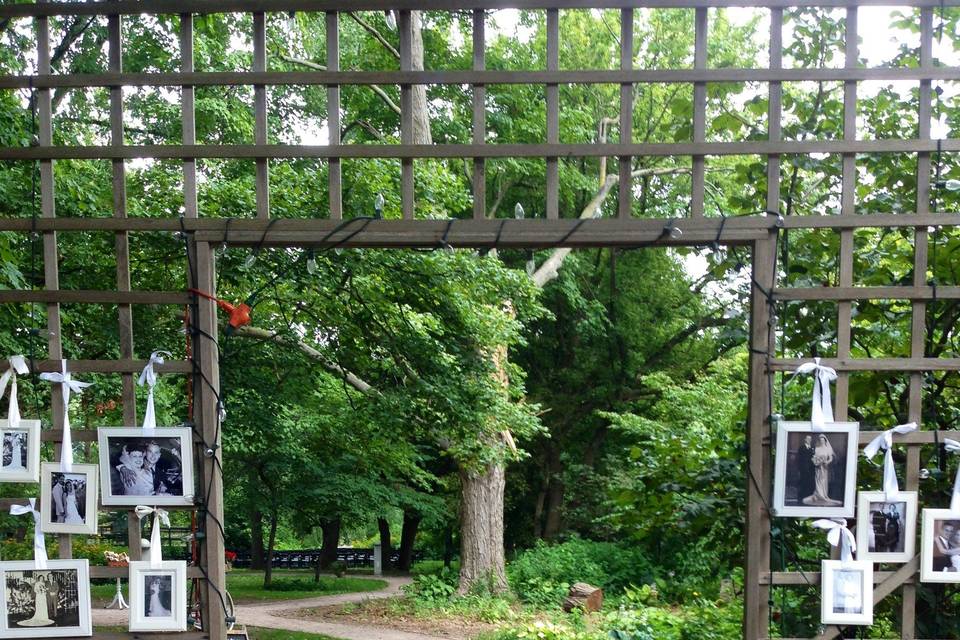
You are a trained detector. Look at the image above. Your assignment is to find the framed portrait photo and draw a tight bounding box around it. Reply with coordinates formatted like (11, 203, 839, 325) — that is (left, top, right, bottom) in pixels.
(128, 561, 187, 632)
(856, 491, 917, 564)
(772, 421, 859, 518)
(39, 463, 99, 535)
(920, 509, 960, 582)
(0, 559, 91, 637)
(0, 419, 41, 483)
(821, 559, 873, 626)
(97, 427, 194, 507)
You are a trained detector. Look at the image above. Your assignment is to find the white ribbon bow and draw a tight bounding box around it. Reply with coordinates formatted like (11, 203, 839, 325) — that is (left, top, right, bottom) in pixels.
(943, 439, 960, 512)
(135, 505, 170, 569)
(39, 360, 91, 473)
(813, 518, 857, 563)
(0, 355, 29, 429)
(10, 498, 47, 569)
(791, 358, 837, 429)
(138, 351, 170, 433)
(863, 422, 917, 501)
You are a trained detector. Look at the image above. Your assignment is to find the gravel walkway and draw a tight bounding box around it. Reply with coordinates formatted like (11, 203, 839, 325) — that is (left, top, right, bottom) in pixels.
(93, 576, 447, 640)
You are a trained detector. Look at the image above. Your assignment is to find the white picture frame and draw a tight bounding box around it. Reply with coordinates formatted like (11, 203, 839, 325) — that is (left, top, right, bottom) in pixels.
(920, 508, 960, 582)
(821, 559, 873, 626)
(128, 561, 187, 632)
(97, 427, 194, 507)
(0, 419, 41, 483)
(0, 559, 92, 637)
(773, 421, 859, 518)
(39, 463, 99, 535)
(856, 490, 917, 564)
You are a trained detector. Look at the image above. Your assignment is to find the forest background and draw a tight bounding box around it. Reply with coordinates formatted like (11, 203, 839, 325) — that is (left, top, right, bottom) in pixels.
(2, 4, 960, 638)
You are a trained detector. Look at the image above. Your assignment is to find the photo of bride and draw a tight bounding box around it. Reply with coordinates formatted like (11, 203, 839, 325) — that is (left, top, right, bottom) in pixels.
(0, 420, 40, 483)
(2, 431, 27, 470)
(40, 463, 99, 535)
(128, 561, 186, 632)
(773, 421, 859, 518)
(143, 575, 173, 618)
(0, 560, 92, 638)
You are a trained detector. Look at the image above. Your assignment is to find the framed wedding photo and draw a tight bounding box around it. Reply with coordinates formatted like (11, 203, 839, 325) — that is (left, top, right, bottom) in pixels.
(128, 561, 187, 632)
(0, 559, 92, 637)
(97, 427, 194, 507)
(0, 419, 40, 483)
(856, 490, 917, 564)
(821, 559, 873, 626)
(773, 421, 859, 518)
(920, 509, 960, 582)
(39, 463, 99, 535)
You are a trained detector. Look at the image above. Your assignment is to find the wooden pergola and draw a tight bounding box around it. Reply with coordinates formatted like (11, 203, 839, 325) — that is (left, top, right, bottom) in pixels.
(0, 0, 958, 638)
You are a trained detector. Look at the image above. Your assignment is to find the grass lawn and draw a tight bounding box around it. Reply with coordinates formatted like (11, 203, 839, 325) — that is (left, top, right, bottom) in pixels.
(91, 569, 388, 606)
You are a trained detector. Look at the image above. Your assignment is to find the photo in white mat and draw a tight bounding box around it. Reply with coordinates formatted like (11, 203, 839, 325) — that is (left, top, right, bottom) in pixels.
(773, 422, 859, 518)
(39, 463, 99, 536)
(0, 560, 92, 637)
(820, 559, 873, 626)
(0, 420, 41, 483)
(98, 427, 194, 507)
(128, 561, 187, 631)
(856, 491, 917, 564)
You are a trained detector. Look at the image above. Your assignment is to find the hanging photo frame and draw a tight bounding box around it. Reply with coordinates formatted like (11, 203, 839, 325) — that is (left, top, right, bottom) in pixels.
(128, 561, 187, 632)
(97, 427, 194, 507)
(0, 419, 40, 483)
(920, 509, 960, 582)
(856, 490, 917, 564)
(0, 559, 92, 637)
(39, 463, 99, 536)
(821, 559, 874, 626)
(772, 421, 859, 518)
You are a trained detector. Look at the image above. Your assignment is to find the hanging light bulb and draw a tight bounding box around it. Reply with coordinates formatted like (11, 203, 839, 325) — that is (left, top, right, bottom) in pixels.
(375, 193, 385, 218)
(306, 249, 317, 274)
(514, 202, 525, 219)
(244, 251, 258, 268)
(385, 10, 396, 30)
(287, 11, 297, 33)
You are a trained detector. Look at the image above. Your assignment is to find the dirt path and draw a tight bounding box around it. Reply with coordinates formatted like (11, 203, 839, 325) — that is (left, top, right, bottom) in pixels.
(92, 576, 448, 640)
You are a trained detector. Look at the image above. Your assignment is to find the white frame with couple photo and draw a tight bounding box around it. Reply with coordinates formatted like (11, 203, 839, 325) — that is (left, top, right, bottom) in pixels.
(128, 561, 187, 632)
(773, 421, 859, 518)
(821, 559, 873, 626)
(921, 509, 960, 582)
(0, 419, 41, 484)
(856, 491, 918, 564)
(97, 427, 194, 507)
(0, 559, 92, 638)
(39, 463, 99, 535)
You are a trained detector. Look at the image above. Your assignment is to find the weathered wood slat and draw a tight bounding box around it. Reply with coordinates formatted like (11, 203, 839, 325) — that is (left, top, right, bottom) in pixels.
(769, 358, 960, 372)
(0, 359, 192, 374)
(0, 290, 191, 304)
(773, 285, 960, 300)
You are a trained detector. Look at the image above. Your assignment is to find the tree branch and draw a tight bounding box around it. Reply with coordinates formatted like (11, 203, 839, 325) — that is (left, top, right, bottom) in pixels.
(529, 166, 690, 288)
(346, 12, 401, 60)
(233, 326, 376, 395)
(279, 55, 401, 117)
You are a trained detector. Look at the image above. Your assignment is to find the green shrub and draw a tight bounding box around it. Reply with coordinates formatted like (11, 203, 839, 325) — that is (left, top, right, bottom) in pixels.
(603, 607, 684, 640)
(508, 538, 653, 605)
(678, 599, 741, 640)
(405, 566, 458, 602)
(330, 560, 348, 577)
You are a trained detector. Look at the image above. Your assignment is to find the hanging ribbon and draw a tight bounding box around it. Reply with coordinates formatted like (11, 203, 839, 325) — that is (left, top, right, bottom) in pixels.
(138, 351, 169, 433)
(0, 355, 29, 429)
(863, 422, 918, 501)
(790, 358, 837, 429)
(813, 518, 857, 563)
(10, 498, 47, 569)
(943, 439, 960, 512)
(39, 360, 91, 473)
(135, 505, 170, 569)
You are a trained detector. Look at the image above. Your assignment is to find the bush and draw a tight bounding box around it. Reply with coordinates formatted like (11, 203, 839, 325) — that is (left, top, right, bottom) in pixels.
(405, 566, 458, 602)
(330, 560, 348, 577)
(508, 538, 653, 606)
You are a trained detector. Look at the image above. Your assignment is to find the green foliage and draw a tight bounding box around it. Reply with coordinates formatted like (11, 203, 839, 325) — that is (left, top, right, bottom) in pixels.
(405, 568, 459, 602)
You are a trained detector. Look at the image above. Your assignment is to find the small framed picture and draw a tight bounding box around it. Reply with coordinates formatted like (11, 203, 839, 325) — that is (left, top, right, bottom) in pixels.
(856, 491, 917, 564)
(0, 559, 92, 637)
(97, 427, 194, 507)
(821, 559, 873, 626)
(39, 463, 99, 535)
(0, 419, 41, 483)
(773, 421, 859, 518)
(128, 561, 187, 632)
(920, 509, 960, 582)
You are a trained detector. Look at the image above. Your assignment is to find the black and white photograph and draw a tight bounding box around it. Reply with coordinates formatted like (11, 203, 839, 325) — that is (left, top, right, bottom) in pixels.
(0, 420, 41, 483)
(921, 509, 960, 582)
(40, 463, 99, 535)
(0, 560, 91, 637)
(128, 561, 187, 632)
(773, 421, 859, 518)
(98, 427, 193, 507)
(820, 559, 873, 625)
(856, 491, 917, 563)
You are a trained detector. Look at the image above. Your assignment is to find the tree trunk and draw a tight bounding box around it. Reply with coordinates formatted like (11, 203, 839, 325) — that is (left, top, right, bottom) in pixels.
(409, 12, 432, 145)
(319, 517, 341, 569)
(458, 464, 508, 594)
(397, 509, 422, 571)
(377, 517, 393, 571)
(249, 508, 265, 570)
(262, 509, 279, 588)
(543, 448, 565, 540)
